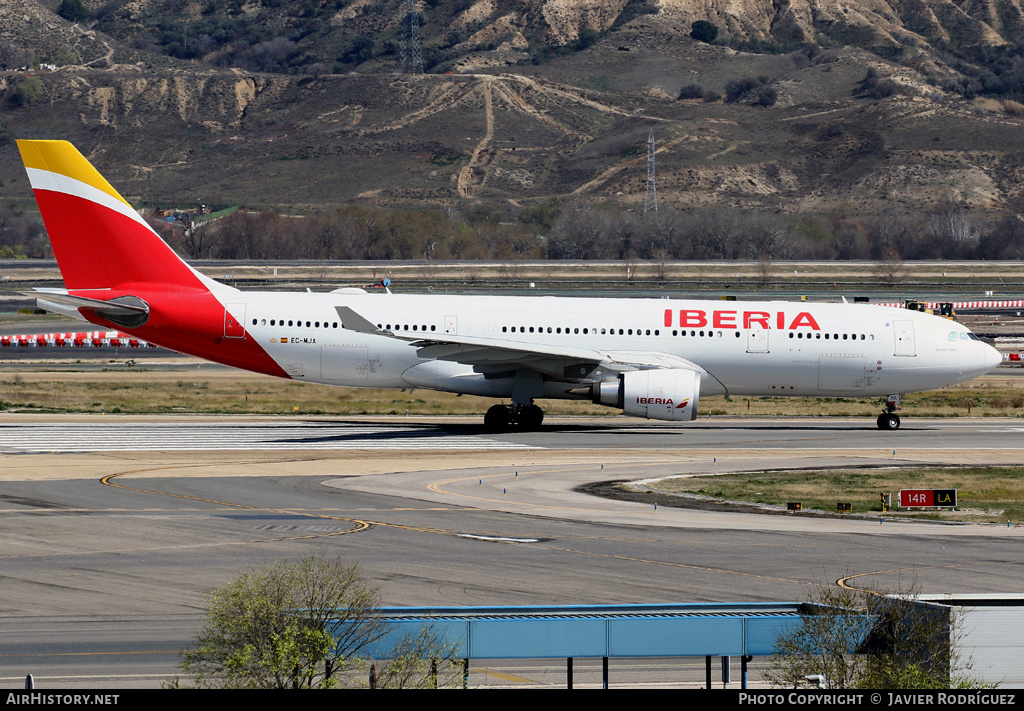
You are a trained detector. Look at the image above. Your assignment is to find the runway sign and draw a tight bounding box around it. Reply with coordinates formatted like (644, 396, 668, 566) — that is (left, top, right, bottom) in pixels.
(898, 489, 957, 508)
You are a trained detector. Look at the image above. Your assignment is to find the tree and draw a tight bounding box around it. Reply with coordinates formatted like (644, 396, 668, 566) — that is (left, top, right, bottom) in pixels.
(57, 0, 89, 23)
(767, 584, 988, 689)
(10, 76, 42, 107)
(767, 586, 870, 689)
(874, 245, 908, 287)
(178, 556, 386, 688)
(0, 42, 31, 70)
(690, 20, 719, 44)
(366, 625, 463, 689)
(859, 594, 961, 689)
(756, 252, 774, 287)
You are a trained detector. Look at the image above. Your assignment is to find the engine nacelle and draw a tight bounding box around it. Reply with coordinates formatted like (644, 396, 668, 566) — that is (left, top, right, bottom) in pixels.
(592, 369, 701, 421)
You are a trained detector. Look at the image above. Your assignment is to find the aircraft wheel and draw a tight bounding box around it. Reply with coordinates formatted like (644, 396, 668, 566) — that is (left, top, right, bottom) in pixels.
(517, 405, 544, 431)
(484, 404, 511, 431)
(881, 414, 901, 431)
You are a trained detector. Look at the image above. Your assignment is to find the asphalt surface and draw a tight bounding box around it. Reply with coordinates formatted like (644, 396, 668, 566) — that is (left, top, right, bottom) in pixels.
(1, 415, 1022, 688)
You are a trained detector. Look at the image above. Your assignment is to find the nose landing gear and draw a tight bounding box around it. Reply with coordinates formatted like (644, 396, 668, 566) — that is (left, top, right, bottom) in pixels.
(876, 394, 901, 430)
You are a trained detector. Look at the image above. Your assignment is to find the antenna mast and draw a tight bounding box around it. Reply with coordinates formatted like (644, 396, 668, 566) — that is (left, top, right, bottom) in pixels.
(399, 0, 424, 74)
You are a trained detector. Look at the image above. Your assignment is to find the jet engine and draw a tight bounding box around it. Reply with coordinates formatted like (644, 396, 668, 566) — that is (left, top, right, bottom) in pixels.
(592, 369, 701, 421)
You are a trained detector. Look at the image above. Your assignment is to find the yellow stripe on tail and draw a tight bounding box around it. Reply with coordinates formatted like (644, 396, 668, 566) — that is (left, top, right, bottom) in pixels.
(17, 140, 130, 207)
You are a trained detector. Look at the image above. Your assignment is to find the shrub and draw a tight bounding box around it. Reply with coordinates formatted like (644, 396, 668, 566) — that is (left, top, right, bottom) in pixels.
(11, 76, 43, 107)
(57, 0, 88, 22)
(690, 20, 718, 44)
(725, 76, 761, 103)
(753, 85, 778, 107)
(677, 83, 704, 100)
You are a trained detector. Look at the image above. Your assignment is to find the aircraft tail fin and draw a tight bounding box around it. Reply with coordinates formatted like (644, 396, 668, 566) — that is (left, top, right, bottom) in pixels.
(17, 140, 226, 293)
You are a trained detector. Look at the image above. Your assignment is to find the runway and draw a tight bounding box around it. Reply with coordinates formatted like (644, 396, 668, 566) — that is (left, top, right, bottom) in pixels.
(2, 414, 1023, 453)
(0, 420, 537, 452)
(1, 415, 1022, 688)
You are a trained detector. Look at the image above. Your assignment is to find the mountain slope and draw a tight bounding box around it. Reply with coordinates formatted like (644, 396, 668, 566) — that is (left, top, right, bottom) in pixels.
(2, 0, 1024, 221)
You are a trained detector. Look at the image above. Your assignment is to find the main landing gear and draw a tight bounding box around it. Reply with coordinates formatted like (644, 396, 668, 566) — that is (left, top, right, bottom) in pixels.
(876, 394, 901, 431)
(484, 402, 544, 431)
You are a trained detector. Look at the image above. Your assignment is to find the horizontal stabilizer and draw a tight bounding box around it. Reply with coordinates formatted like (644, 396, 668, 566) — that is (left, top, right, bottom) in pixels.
(28, 289, 150, 327)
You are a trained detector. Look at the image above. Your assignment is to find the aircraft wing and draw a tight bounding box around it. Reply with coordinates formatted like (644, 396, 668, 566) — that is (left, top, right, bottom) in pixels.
(336, 306, 719, 383)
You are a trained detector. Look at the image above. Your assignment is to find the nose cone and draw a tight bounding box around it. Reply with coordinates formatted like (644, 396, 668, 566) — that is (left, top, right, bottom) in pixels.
(984, 343, 1003, 371)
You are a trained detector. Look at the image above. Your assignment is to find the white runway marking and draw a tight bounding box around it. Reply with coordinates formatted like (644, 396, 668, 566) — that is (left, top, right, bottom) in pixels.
(457, 534, 541, 543)
(0, 422, 537, 452)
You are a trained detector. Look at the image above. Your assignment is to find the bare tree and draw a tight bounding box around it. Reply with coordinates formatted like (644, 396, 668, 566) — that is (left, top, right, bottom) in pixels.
(928, 201, 977, 258)
(650, 248, 672, 283)
(768, 583, 987, 689)
(179, 220, 218, 260)
(757, 252, 774, 287)
(0, 41, 31, 70)
(546, 202, 614, 259)
(875, 245, 908, 287)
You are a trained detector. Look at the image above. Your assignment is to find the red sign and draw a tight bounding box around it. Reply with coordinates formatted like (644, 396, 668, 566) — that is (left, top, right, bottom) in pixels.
(898, 489, 957, 508)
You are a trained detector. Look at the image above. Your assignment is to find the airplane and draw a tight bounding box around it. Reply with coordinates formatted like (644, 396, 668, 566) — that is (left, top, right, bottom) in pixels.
(16, 140, 1003, 431)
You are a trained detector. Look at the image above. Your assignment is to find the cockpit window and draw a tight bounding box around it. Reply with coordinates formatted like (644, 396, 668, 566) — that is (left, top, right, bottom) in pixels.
(951, 330, 981, 342)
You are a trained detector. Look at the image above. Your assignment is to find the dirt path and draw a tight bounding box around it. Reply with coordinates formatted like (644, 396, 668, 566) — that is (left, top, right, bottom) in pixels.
(357, 80, 474, 135)
(458, 80, 495, 198)
(571, 136, 686, 195)
(346, 73, 674, 200)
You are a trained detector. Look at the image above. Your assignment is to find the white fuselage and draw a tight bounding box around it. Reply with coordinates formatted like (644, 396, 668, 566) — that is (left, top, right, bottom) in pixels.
(232, 292, 1001, 400)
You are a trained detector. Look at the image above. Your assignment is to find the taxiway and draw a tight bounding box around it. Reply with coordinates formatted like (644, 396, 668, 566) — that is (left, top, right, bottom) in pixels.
(1, 415, 1022, 687)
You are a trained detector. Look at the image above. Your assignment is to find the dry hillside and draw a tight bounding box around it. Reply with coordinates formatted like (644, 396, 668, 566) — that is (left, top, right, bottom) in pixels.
(2, 0, 1024, 222)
